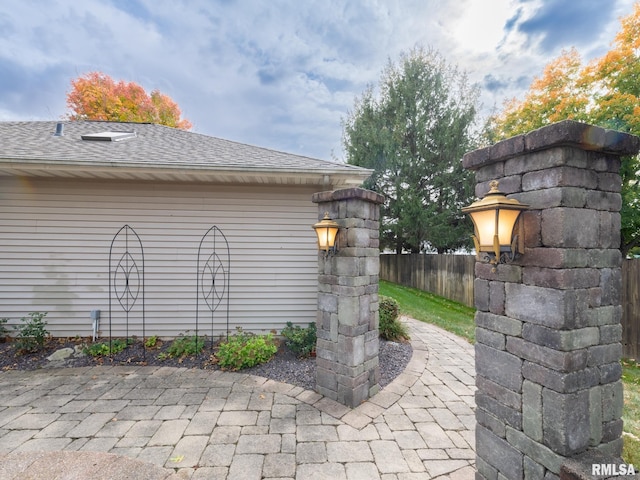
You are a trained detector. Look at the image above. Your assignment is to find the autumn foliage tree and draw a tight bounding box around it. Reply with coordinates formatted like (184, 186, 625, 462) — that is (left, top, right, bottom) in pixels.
(487, 3, 640, 256)
(66, 72, 192, 130)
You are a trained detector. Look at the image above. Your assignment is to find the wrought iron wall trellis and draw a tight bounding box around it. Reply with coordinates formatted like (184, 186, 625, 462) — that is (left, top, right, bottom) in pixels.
(108, 224, 145, 358)
(196, 226, 230, 346)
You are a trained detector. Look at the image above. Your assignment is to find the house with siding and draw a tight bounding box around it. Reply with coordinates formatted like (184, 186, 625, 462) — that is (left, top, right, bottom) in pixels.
(0, 121, 371, 338)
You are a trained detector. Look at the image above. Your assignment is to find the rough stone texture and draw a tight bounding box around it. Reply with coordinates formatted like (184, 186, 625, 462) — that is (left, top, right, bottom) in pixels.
(313, 188, 384, 407)
(466, 121, 639, 480)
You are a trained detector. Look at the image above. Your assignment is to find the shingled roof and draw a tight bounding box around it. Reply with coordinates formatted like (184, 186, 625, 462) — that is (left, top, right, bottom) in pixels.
(0, 121, 371, 188)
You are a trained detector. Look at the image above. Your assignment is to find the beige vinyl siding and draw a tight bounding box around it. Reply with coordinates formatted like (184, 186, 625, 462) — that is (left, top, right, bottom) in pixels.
(0, 176, 320, 338)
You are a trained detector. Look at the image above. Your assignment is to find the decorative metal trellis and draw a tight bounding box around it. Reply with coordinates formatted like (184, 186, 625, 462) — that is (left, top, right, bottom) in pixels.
(196, 226, 230, 347)
(108, 224, 145, 358)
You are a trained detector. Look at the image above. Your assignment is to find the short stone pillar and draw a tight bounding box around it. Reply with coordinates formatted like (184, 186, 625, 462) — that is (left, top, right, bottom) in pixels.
(312, 187, 384, 407)
(462, 121, 640, 479)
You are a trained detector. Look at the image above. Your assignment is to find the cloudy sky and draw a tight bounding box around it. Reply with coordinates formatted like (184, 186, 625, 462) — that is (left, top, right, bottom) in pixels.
(0, 0, 636, 160)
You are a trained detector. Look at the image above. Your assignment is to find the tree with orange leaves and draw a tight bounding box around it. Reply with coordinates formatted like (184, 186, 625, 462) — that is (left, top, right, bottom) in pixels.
(487, 3, 640, 256)
(66, 72, 192, 130)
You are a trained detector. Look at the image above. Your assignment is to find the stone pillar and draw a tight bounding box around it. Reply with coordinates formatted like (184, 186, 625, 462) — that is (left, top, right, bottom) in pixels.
(311, 187, 384, 407)
(462, 121, 640, 479)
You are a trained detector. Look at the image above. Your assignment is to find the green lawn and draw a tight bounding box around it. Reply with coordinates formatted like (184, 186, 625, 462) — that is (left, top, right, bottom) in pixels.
(379, 280, 639, 464)
(379, 280, 476, 343)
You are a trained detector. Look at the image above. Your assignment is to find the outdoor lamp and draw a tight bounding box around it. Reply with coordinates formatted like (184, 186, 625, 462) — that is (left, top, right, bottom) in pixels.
(462, 180, 529, 265)
(313, 212, 340, 256)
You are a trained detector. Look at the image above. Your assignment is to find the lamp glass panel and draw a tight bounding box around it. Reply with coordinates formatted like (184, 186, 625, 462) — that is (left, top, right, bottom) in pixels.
(317, 227, 338, 249)
(470, 209, 497, 249)
(497, 209, 521, 245)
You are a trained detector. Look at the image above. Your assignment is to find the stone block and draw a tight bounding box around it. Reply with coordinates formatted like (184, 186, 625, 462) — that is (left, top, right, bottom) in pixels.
(318, 293, 338, 313)
(476, 327, 506, 350)
(586, 305, 621, 326)
(524, 456, 546, 480)
(505, 283, 588, 329)
(600, 268, 621, 306)
(476, 161, 505, 182)
(477, 374, 522, 410)
(519, 248, 589, 269)
(476, 263, 522, 283)
(598, 172, 622, 192)
(475, 279, 490, 312)
(601, 381, 623, 422)
(585, 191, 621, 212)
(337, 335, 365, 367)
(602, 419, 623, 443)
(507, 337, 588, 373)
(522, 167, 597, 190)
(522, 324, 599, 351)
(589, 385, 603, 446)
(476, 343, 523, 392)
(334, 257, 359, 276)
(587, 343, 622, 368)
(522, 362, 600, 394)
(477, 407, 507, 438)
(541, 208, 599, 248)
(587, 248, 621, 268)
(519, 187, 586, 209)
(598, 324, 622, 344)
(476, 393, 522, 430)
(522, 267, 599, 290)
(542, 389, 590, 456)
(523, 210, 543, 248)
(599, 215, 622, 254)
(477, 424, 524, 480)
(337, 296, 360, 327)
(522, 380, 543, 442)
(505, 426, 564, 474)
(361, 256, 379, 276)
(476, 311, 523, 336)
(598, 362, 621, 384)
(346, 227, 370, 247)
(489, 281, 505, 315)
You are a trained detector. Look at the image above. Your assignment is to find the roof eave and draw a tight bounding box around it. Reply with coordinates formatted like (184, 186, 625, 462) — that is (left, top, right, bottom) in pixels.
(0, 159, 372, 188)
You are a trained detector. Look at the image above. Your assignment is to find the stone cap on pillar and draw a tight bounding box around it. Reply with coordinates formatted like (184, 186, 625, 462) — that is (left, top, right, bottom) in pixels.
(312, 187, 385, 205)
(463, 120, 640, 171)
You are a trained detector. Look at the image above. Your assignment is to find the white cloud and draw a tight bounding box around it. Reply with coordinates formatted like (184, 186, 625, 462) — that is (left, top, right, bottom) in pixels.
(0, 0, 637, 160)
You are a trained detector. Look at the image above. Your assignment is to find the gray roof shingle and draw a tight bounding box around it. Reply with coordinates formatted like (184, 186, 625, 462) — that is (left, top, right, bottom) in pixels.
(0, 121, 371, 185)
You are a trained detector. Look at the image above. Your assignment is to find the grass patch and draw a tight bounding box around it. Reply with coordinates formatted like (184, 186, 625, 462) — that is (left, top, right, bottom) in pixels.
(622, 359, 640, 465)
(379, 280, 476, 343)
(380, 279, 639, 463)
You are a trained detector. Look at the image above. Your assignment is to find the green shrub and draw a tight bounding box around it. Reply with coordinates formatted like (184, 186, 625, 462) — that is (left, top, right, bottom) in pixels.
(144, 335, 158, 348)
(281, 321, 316, 357)
(83, 338, 132, 357)
(15, 312, 49, 353)
(216, 328, 277, 370)
(0, 317, 11, 339)
(379, 296, 409, 341)
(165, 335, 205, 359)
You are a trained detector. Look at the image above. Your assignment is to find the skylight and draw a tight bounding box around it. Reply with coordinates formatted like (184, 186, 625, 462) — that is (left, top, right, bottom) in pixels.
(81, 131, 137, 142)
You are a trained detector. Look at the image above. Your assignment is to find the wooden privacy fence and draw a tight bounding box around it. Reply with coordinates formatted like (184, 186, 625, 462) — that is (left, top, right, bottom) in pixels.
(379, 253, 475, 307)
(380, 253, 640, 358)
(623, 258, 640, 359)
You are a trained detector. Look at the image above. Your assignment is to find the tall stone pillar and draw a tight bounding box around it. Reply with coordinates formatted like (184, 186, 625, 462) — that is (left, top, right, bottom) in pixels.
(312, 187, 384, 407)
(462, 121, 640, 479)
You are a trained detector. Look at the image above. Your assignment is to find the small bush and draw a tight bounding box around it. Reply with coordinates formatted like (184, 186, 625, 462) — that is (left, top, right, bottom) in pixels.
(379, 296, 409, 341)
(281, 321, 316, 357)
(83, 338, 132, 357)
(216, 328, 277, 371)
(0, 317, 11, 340)
(15, 312, 49, 353)
(165, 335, 206, 359)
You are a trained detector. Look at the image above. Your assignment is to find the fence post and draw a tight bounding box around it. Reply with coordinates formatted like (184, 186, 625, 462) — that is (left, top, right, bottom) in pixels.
(463, 121, 640, 478)
(312, 188, 384, 407)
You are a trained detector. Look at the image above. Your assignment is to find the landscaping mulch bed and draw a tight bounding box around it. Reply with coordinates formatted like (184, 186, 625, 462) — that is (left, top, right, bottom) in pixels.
(0, 335, 413, 392)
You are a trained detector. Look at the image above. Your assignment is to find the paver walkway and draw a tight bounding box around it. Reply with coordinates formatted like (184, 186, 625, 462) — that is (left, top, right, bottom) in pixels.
(0, 317, 476, 479)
